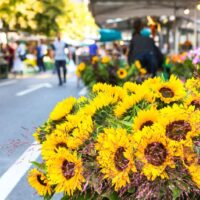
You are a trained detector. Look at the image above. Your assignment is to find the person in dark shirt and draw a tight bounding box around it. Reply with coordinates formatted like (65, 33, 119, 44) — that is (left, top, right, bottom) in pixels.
(36, 39, 46, 72)
(128, 19, 161, 77)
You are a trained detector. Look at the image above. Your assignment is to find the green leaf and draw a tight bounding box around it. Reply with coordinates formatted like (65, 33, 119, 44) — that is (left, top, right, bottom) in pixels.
(31, 161, 45, 170)
(102, 191, 120, 200)
(61, 195, 70, 200)
(44, 194, 53, 200)
(172, 186, 182, 200)
(128, 187, 135, 194)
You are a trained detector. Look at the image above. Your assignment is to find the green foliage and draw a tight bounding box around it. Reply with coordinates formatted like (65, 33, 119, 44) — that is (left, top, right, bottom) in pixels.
(171, 59, 195, 79)
(0, 0, 97, 37)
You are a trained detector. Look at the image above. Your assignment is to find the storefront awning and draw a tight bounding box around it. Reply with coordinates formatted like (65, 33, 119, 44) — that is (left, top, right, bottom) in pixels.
(99, 29, 122, 41)
(90, 0, 199, 23)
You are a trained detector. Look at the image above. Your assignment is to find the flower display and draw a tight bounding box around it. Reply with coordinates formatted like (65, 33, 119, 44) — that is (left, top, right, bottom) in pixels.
(170, 49, 200, 79)
(76, 57, 149, 88)
(28, 76, 200, 199)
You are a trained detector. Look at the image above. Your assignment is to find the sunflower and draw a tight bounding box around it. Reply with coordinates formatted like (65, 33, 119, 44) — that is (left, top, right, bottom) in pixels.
(77, 62, 86, 71)
(142, 76, 162, 92)
(134, 60, 142, 69)
(89, 92, 119, 114)
(76, 69, 81, 77)
(77, 96, 88, 104)
(188, 164, 200, 188)
(67, 115, 94, 149)
(57, 113, 94, 150)
(47, 148, 85, 195)
(92, 56, 99, 64)
(41, 130, 69, 160)
(123, 82, 139, 95)
(134, 124, 176, 181)
(49, 97, 76, 121)
(28, 168, 52, 196)
(140, 68, 147, 75)
(159, 105, 195, 155)
(117, 68, 127, 79)
(184, 94, 200, 110)
(155, 75, 186, 104)
(114, 85, 155, 118)
(92, 83, 113, 93)
(101, 56, 110, 64)
(185, 78, 200, 95)
(114, 94, 139, 118)
(96, 128, 136, 190)
(92, 83, 126, 101)
(33, 121, 52, 143)
(133, 107, 159, 132)
(33, 128, 41, 143)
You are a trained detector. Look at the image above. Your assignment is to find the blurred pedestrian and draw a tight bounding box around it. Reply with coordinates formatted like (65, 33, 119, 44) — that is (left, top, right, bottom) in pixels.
(12, 41, 26, 76)
(128, 19, 160, 77)
(2, 43, 15, 72)
(69, 45, 76, 65)
(52, 33, 68, 86)
(36, 39, 47, 72)
(89, 42, 98, 60)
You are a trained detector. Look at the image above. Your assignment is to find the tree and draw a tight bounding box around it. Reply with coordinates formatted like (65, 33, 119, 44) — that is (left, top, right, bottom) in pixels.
(0, 0, 98, 39)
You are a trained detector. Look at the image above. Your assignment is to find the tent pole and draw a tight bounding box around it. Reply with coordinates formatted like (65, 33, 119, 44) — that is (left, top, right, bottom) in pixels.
(175, 25, 179, 54)
(174, 6, 179, 54)
(194, 4, 197, 49)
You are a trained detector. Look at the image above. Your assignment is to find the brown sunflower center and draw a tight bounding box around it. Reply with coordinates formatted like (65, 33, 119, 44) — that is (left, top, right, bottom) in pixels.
(114, 147, 129, 171)
(62, 160, 75, 180)
(191, 100, 200, 110)
(159, 87, 174, 98)
(54, 142, 67, 153)
(145, 142, 167, 166)
(166, 120, 191, 141)
(140, 120, 154, 130)
(120, 71, 124, 75)
(56, 142, 67, 149)
(37, 175, 47, 186)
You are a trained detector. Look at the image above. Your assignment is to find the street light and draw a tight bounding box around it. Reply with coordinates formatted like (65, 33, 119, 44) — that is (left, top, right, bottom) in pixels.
(169, 15, 175, 21)
(184, 8, 190, 15)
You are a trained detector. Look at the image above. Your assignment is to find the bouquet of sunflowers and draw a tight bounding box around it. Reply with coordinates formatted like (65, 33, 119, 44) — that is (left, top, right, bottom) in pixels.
(28, 75, 200, 200)
(76, 56, 147, 89)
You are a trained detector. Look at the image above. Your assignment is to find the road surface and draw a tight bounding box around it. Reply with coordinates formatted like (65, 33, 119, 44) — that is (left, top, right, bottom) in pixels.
(0, 68, 85, 200)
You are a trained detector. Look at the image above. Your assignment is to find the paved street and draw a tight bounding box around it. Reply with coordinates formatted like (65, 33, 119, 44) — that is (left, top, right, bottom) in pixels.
(0, 67, 83, 200)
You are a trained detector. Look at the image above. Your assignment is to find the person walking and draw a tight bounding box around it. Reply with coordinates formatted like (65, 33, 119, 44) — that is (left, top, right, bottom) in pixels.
(52, 33, 68, 86)
(36, 39, 47, 72)
(12, 41, 26, 76)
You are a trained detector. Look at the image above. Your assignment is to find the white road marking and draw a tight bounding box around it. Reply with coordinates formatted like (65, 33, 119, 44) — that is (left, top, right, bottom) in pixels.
(78, 86, 88, 96)
(16, 83, 52, 96)
(0, 142, 41, 200)
(0, 80, 17, 87)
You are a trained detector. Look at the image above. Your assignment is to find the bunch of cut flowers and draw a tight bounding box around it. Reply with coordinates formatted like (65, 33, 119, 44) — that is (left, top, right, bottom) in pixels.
(28, 75, 200, 200)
